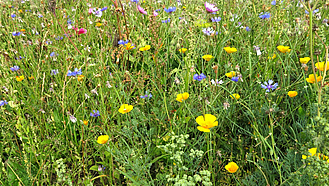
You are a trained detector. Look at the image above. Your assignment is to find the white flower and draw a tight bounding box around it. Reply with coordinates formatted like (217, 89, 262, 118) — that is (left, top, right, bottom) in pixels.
(70, 115, 77, 123)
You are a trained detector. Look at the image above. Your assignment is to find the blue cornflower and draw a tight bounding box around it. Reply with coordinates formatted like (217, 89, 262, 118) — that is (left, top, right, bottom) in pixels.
(246, 26, 251, 31)
(211, 17, 221, 22)
(0, 100, 8, 106)
(261, 80, 278, 92)
(50, 52, 57, 57)
(305, 9, 319, 14)
(10, 66, 20, 71)
(164, 7, 176, 13)
(118, 40, 129, 45)
(51, 69, 59, 75)
(193, 73, 206, 81)
(90, 110, 100, 117)
(67, 19, 73, 25)
(101, 7, 108, 11)
(67, 68, 82, 77)
(140, 91, 152, 99)
(11, 14, 16, 18)
(161, 18, 170, 23)
(55, 36, 63, 40)
(231, 77, 239, 82)
(131, 0, 139, 2)
(271, 0, 276, 5)
(155, 9, 161, 12)
(259, 12, 271, 19)
(12, 32, 21, 36)
(38, 14, 43, 18)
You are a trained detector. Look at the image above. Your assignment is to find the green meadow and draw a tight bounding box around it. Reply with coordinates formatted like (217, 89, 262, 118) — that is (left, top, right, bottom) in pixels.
(1, 0, 329, 185)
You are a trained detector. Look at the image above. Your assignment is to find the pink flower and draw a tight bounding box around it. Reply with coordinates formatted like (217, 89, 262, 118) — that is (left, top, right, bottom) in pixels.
(137, 5, 147, 15)
(78, 28, 87, 35)
(204, 2, 218, 13)
(153, 10, 158, 16)
(88, 8, 94, 14)
(72, 27, 87, 35)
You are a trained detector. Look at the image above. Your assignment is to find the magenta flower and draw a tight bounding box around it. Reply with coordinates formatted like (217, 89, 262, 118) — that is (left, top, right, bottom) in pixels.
(88, 8, 94, 14)
(204, 2, 218, 13)
(153, 10, 158, 16)
(78, 28, 87, 35)
(137, 5, 147, 15)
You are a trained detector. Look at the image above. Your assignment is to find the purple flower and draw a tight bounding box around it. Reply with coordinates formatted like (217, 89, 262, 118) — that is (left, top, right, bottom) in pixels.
(98, 165, 106, 171)
(10, 66, 20, 71)
(246, 26, 251, 31)
(204, 2, 218, 13)
(271, 0, 276, 5)
(12, 32, 21, 36)
(211, 17, 221, 22)
(164, 7, 176, 13)
(92, 8, 103, 17)
(259, 12, 271, 19)
(137, 5, 147, 15)
(231, 77, 239, 82)
(90, 110, 100, 117)
(193, 73, 206, 81)
(202, 27, 215, 36)
(305, 9, 319, 14)
(51, 69, 59, 75)
(11, 14, 16, 18)
(0, 100, 8, 106)
(131, 0, 139, 2)
(140, 91, 152, 99)
(50, 52, 57, 57)
(153, 11, 159, 16)
(261, 80, 278, 92)
(161, 18, 170, 23)
(101, 7, 108, 11)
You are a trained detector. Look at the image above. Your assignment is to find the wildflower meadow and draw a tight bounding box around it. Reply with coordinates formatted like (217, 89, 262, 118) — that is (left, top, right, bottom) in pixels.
(1, 0, 329, 185)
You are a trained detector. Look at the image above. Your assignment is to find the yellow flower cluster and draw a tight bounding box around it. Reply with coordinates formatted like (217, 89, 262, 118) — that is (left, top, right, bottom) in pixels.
(302, 148, 329, 163)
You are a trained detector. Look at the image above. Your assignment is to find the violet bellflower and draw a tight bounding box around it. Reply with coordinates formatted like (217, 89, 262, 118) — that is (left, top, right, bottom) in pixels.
(193, 73, 206, 81)
(164, 7, 176, 13)
(10, 66, 20, 72)
(90, 110, 100, 117)
(261, 80, 278, 92)
(259, 12, 271, 19)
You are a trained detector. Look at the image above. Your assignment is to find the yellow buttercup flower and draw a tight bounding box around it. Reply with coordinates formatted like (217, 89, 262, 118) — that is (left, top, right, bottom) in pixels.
(230, 93, 240, 100)
(97, 135, 109, 144)
(139, 45, 151, 51)
(179, 48, 187, 53)
(19, 9, 23, 13)
(77, 75, 85, 81)
(306, 74, 322, 83)
(225, 162, 239, 173)
(176, 92, 189, 102)
(16, 75, 24, 81)
(268, 54, 276, 59)
(287, 91, 298, 98)
(277, 45, 291, 53)
(125, 43, 135, 50)
(225, 47, 238, 53)
(315, 62, 329, 71)
(225, 71, 236, 78)
(196, 114, 218, 132)
(224, 47, 237, 54)
(118, 104, 133, 114)
(83, 120, 88, 125)
(202, 55, 214, 62)
(96, 22, 102, 27)
(300, 57, 311, 64)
